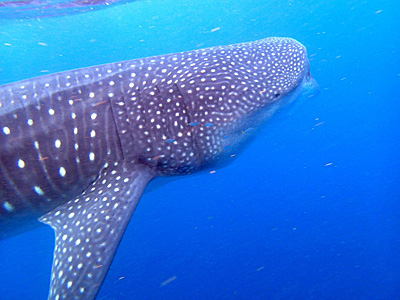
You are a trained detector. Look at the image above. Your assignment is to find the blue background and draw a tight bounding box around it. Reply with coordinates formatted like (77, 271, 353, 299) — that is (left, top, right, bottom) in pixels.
(0, 0, 399, 299)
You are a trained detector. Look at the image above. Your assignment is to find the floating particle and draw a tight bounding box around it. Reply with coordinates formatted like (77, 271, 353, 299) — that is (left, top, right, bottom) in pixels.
(160, 276, 177, 287)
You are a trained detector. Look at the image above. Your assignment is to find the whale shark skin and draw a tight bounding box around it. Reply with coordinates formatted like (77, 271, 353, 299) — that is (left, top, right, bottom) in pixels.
(0, 37, 317, 299)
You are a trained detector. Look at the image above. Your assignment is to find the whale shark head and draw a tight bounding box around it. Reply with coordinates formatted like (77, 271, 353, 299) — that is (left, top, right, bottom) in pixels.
(122, 37, 317, 172)
(189, 37, 317, 167)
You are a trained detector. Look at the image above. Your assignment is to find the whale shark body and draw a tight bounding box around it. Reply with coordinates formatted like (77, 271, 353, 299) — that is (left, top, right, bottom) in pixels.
(0, 37, 317, 299)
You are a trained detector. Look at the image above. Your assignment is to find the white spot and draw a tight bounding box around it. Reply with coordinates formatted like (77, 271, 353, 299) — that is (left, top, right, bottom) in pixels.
(48, 109, 55, 115)
(2, 127, 10, 135)
(27, 119, 33, 126)
(67, 281, 73, 288)
(55, 139, 61, 148)
(17, 159, 25, 168)
(89, 92, 95, 98)
(3, 201, 14, 212)
(59, 167, 66, 177)
(91, 113, 97, 120)
(34, 186, 44, 196)
(89, 152, 95, 161)
(90, 130, 96, 138)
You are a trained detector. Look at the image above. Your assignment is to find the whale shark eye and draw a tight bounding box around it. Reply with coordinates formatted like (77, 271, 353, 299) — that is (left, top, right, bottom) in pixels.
(274, 93, 281, 98)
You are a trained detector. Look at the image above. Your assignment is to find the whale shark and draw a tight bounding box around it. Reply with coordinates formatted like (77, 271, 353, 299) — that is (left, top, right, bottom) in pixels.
(0, 37, 317, 299)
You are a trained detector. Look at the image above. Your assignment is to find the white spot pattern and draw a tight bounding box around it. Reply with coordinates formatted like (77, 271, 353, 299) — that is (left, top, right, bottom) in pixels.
(0, 37, 314, 299)
(38, 162, 154, 300)
(120, 37, 309, 174)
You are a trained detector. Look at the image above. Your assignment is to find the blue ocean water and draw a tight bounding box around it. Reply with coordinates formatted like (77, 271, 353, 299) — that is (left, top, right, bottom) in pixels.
(0, 0, 399, 299)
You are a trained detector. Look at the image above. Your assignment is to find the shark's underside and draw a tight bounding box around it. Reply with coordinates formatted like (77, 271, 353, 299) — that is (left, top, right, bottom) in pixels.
(0, 37, 317, 299)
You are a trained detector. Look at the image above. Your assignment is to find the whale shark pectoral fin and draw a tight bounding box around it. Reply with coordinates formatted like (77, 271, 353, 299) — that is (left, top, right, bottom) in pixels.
(39, 161, 155, 300)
